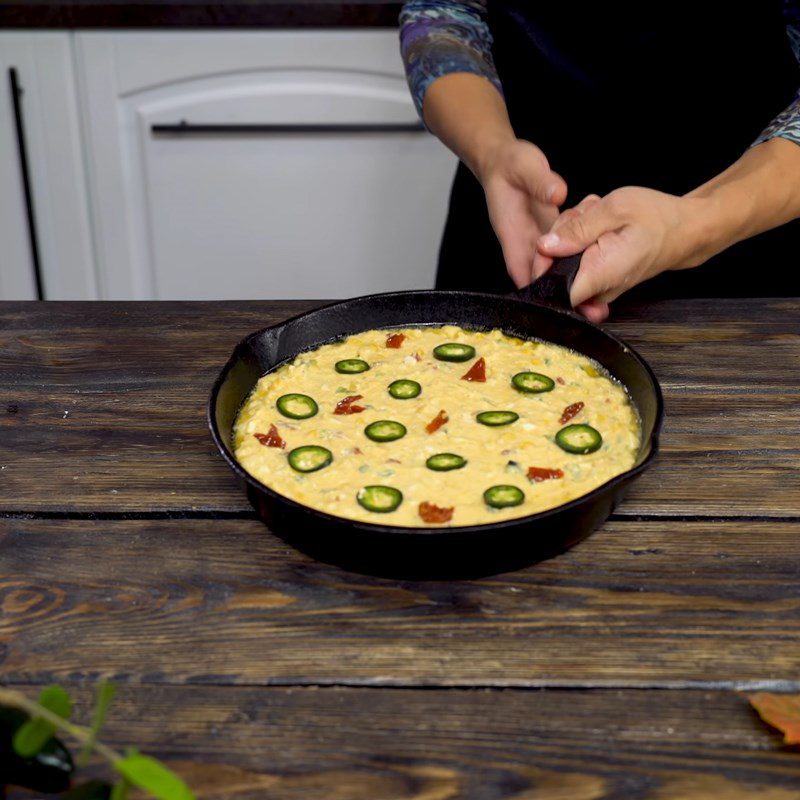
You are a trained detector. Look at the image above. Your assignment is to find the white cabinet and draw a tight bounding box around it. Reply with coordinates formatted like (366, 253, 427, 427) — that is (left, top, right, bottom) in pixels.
(0, 31, 456, 301)
(75, 32, 457, 300)
(0, 32, 96, 300)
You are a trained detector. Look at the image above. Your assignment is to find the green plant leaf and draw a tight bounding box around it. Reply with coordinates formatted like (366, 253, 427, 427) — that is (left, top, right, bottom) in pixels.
(114, 754, 195, 800)
(12, 685, 72, 758)
(78, 681, 116, 767)
(40, 685, 72, 717)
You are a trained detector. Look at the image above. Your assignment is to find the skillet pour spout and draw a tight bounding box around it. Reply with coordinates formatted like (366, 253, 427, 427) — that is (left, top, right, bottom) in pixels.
(208, 259, 663, 579)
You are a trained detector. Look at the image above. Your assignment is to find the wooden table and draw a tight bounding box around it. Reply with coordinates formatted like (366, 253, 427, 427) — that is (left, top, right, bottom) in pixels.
(2, 298, 800, 798)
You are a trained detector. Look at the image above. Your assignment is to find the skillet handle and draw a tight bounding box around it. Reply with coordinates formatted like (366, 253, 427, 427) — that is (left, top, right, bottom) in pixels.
(513, 253, 583, 309)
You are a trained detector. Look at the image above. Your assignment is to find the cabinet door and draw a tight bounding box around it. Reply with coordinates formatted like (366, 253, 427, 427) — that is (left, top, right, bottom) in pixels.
(76, 32, 457, 300)
(0, 33, 97, 300)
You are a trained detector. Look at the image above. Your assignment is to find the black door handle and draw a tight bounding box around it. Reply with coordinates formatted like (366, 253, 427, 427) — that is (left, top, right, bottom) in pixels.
(151, 120, 426, 135)
(8, 67, 44, 300)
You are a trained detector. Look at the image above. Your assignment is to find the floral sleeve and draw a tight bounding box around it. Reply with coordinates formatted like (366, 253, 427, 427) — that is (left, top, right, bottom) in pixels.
(399, 0, 502, 121)
(752, 1, 800, 146)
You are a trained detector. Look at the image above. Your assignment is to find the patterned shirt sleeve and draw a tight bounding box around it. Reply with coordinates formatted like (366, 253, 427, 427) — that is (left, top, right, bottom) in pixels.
(752, 1, 800, 146)
(399, 0, 502, 121)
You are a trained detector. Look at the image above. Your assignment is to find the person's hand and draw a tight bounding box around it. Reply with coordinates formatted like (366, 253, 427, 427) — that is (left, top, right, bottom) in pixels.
(533, 187, 709, 322)
(478, 139, 568, 289)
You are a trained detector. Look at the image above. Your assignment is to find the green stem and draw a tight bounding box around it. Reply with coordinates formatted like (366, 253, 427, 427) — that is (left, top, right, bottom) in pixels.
(78, 681, 115, 768)
(0, 687, 122, 765)
(111, 777, 132, 800)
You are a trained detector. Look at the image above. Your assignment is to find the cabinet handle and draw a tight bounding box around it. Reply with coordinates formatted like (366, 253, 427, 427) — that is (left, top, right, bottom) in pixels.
(8, 67, 44, 300)
(151, 120, 426, 135)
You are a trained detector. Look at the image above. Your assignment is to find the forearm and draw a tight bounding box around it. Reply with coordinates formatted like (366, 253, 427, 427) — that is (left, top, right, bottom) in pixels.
(422, 73, 516, 180)
(422, 71, 567, 288)
(399, 1, 512, 179)
(683, 137, 800, 266)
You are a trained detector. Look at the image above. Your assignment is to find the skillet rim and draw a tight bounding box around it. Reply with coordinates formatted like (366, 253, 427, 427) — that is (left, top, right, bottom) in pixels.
(207, 288, 664, 537)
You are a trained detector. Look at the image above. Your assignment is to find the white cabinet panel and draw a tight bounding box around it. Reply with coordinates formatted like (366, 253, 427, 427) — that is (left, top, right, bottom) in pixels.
(76, 32, 457, 300)
(0, 32, 97, 300)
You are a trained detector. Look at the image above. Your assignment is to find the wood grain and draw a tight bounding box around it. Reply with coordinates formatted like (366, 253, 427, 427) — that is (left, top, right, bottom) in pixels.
(1, 299, 798, 515)
(2, 518, 799, 686)
(2, 300, 799, 797)
(8, 684, 800, 800)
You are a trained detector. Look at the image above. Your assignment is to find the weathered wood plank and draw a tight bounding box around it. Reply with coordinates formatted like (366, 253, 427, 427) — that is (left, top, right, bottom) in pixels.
(3, 301, 797, 798)
(1, 299, 798, 515)
(7, 684, 800, 799)
(2, 518, 799, 686)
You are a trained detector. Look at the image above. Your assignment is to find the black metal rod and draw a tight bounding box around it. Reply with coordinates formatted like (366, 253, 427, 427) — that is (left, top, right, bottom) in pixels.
(9, 67, 44, 301)
(151, 120, 426, 135)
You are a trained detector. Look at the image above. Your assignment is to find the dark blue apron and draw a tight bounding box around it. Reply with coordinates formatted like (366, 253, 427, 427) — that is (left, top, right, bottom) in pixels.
(436, 1, 800, 298)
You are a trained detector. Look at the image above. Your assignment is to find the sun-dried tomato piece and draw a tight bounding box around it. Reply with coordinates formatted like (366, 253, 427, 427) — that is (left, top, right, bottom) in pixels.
(556, 376, 566, 385)
(527, 466, 565, 482)
(334, 394, 366, 415)
(254, 424, 286, 449)
(560, 401, 585, 424)
(425, 409, 449, 434)
(419, 501, 454, 523)
(461, 357, 486, 382)
(386, 333, 407, 349)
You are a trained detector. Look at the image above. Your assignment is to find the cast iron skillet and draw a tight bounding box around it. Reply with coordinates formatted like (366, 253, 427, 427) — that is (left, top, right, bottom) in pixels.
(208, 256, 663, 578)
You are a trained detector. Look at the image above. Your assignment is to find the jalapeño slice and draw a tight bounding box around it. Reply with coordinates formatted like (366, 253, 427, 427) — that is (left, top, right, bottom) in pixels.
(335, 358, 370, 374)
(426, 452, 467, 471)
(287, 445, 333, 473)
(276, 393, 319, 420)
(476, 410, 519, 427)
(364, 420, 407, 442)
(483, 485, 525, 509)
(357, 485, 403, 513)
(512, 371, 555, 394)
(433, 343, 476, 362)
(555, 423, 603, 454)
(388, 379, 422, 399)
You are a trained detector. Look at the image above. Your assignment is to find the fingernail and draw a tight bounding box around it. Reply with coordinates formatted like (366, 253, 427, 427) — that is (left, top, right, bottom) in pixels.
(539, 232, 560, 249)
